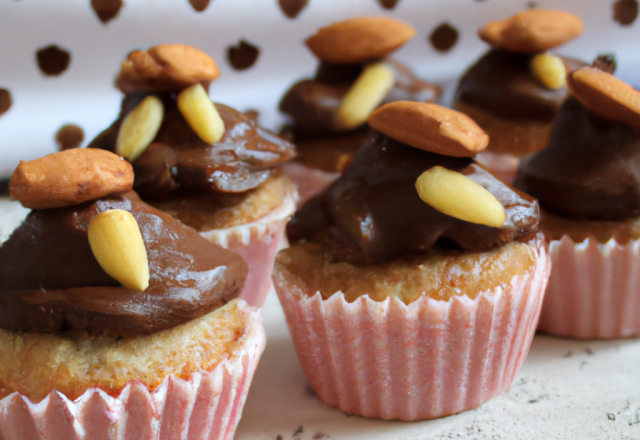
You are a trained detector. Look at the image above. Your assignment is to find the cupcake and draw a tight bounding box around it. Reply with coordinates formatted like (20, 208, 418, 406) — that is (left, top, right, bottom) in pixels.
(274, 101, 550, 420)
(88, 44, 297, 307)
(516, 62, 640, 339)
(0, 148, 265, 438)
(454, 9, 584, 182)
(279, 17, 441, 204)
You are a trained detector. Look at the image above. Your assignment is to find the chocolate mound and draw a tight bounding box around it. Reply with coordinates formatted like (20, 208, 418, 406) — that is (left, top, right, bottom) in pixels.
(288, 132, 539, 265)
(279, 59, 440, 136)
(516, 97, 640, 221)
(89, 96, 295, 198)
(455, 49, 584, 121)
(0, 191, 247, 336)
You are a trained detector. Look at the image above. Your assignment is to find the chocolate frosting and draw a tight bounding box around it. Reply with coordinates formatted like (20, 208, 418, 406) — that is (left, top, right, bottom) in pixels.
(88, 94, 295, 199)
(455, 49, 585, 121)
(0, 191, 247, 336)
(516, 97, 640, 221)
(288, 132, 539, 265)
(279, 59, 440, 136)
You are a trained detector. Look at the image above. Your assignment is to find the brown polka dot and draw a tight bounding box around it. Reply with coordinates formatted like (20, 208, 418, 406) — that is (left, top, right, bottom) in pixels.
(278, 0, 308, 18)
(0, 89, 12, 117)
(227, 40, 260, 71)
(378, 0, 401, 9)
(592, 54, 617, 74)
(429, 23, 459, 52)
(614, 0, 638, 25)
(527, 2, 538, 8)
(0, 179, 9, 197)
(36, 45, 71, 76)
(243, 109, 260, 121)
(90, 0, 123, 23)
(55, 124, 85, 151)
(188, 0, 211, 12)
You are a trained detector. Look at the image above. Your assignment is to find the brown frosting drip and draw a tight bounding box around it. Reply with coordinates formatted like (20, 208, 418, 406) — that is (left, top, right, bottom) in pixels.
(455, 49, 585, 121)
(0, 192, 247, 336)
(88, 95, 295, 198)
(516, 97, 640, 221)
(279, 58, 441, 136)
(288, 132, 539, 265)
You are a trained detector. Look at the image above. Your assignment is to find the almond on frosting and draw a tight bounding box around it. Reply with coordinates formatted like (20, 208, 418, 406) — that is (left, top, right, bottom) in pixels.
(117, 44, 220, 93)
(305, 17, 416, 64)
(567, 66, 640, 131)
(368, 101, 489, 157)
(88, 209, 150, 292)
(416, 166, 506, 228)
(479, 10, 583, 54)
(10, 148, 134, 210)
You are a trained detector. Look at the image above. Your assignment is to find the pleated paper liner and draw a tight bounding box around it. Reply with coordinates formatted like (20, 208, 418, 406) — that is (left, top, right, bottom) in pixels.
(538, 235, 640, 339)
(274, 234, 550, 421)
(0, 300, 265, 440)
(202, 189, 297, 307)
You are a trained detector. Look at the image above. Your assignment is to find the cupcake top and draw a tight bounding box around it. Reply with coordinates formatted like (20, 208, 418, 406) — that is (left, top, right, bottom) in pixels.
(516, 62, 640, 221)
(287, 101, 540, 265)
(88, 44, 296, 199)
(1, 148, 247, 336)
(279, 17, 440, 138)
(454, 10, 585, 154)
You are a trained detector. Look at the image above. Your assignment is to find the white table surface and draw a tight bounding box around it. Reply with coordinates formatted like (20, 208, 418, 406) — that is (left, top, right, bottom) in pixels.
(1, 199, 639, 439)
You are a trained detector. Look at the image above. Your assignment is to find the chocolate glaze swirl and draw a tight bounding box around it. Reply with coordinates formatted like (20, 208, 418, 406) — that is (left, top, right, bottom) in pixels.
(279, 59, 441, 136)
(0, 191, 247, 336)
(455, 49, 585, 121)
(288, 132, 539, 265)
(516, 97, 640, 221)
(88, 95, 295, 199)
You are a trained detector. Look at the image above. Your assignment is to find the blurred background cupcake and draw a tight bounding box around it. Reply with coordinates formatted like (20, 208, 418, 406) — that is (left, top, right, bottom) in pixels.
(88, 44, 297, 307)
(516, 62, 640, 338)
(454, 9, 585, 183)
(279, 16, 441, 205)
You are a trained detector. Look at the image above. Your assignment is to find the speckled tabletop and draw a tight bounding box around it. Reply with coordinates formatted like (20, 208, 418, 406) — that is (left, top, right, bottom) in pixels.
(235, 290, 640, 440)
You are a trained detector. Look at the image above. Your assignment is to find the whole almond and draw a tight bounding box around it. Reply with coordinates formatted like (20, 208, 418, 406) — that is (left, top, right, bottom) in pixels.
(117, 44, 220, 93)
(479, 10, 583, 53)
(88, 209, 149, 292)
(116, 95, 164, 161)
(416, 166, 506, 228)
(10, 149, 134, 210)
(567, 67, 640, 131)
(368, 101, 489, 157)
(305, 17, 416, 64)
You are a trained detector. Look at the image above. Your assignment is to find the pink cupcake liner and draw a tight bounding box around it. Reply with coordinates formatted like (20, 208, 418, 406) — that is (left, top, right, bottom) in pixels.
(538, 235, 640, 339)
(201, 190, 297, 307)
(274, 234, 550, 421)
(282, 162, 339, 207)
(474, 151, 520, 185)
(0, 300, 266, 440)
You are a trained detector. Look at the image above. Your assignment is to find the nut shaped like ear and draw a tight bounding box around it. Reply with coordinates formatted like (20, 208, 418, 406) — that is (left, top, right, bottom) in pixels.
(416, 166, 506, 227)
(88, 209, 150, 292)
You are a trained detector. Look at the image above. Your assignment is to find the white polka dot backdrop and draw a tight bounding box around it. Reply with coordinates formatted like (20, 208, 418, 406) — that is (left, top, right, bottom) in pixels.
(0, 0, 638, 176)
